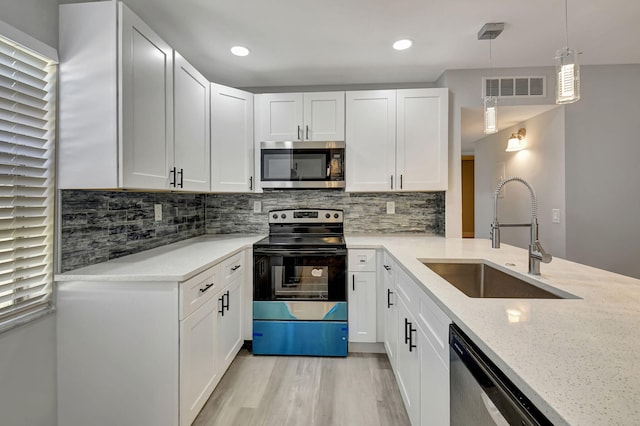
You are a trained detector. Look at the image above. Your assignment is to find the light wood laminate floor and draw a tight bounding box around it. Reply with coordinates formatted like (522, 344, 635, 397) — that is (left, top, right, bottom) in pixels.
(193, 350, 411, 426)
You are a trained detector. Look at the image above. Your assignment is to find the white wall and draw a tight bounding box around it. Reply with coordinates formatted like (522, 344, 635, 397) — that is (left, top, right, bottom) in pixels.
(0, 3, 59, 425)
(437, 67, 558, 238)
(565, 64, 640, 279)
(0, 315, 57, 426)
(475, 107, 566, 258)
(0, 0, 58, 48)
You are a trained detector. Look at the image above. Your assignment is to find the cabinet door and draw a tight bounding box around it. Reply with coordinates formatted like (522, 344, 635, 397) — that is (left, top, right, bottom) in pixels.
(211, 84, 255, 192)
(348, 271, 377, 343)
(256, 93, 303, 141)
(419, 325, 449, 426)
(396, 297, 420, 426)
(382, 260, 398, 370)
(120, 3, 174, 189)
(396, 88, 448, 191)
(216, 276, 244, 372)
(174, 52, 210, 191)
(345, 90, 396, 192)
(179, 296, 218, 426)
(303, 92, 345, 141)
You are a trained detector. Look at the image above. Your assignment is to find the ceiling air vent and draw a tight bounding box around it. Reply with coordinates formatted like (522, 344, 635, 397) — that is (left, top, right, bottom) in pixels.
(482, 76, 546, 98)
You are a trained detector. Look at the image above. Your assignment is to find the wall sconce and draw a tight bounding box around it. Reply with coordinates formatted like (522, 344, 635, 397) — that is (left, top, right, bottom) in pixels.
(506, 128, 526, 152)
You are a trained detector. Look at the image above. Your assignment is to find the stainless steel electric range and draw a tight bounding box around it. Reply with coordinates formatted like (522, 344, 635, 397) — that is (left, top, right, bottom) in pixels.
(252, 208, 348, 357)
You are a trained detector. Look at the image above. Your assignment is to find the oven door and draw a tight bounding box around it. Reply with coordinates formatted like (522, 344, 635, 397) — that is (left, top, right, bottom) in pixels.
(253, 248, 347, 302)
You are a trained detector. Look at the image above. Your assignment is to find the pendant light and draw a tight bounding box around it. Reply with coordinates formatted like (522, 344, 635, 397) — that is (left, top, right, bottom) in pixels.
(555, 0, 580, 104)
(478, 23, 504, 134)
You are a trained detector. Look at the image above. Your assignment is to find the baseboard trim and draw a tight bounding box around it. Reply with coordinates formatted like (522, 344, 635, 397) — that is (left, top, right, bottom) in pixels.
(348, 342, 386, 354)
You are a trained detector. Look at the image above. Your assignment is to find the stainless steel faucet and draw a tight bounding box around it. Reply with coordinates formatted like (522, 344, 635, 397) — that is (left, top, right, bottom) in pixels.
(490, 176, 552, 275)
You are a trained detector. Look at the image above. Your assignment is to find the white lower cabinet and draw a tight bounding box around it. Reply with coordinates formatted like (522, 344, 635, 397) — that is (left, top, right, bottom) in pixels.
(348, 271, 377, 342)
(396, 295, 421, 426)
(216, 274, 244, 372)
(348, 249, 377, 343)
(419, 325, 449, 426)
(380, 250, 451, 426)
(382, 255, 398, 370)
(57, 249, 249, 426)
(180, 295, 219, 426)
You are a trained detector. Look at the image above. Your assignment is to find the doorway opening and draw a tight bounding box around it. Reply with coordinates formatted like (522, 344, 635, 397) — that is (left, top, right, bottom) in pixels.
(461, 156, 475, 238)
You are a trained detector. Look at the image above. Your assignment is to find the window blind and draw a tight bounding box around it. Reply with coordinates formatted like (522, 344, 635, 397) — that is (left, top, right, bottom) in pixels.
(0, 36, 56, 331)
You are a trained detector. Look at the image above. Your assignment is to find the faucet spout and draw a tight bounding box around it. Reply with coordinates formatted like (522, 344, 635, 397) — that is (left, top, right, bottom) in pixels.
(491, 176, 552, 275)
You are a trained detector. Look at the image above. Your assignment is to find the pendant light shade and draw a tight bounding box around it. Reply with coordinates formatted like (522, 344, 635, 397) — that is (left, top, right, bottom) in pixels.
(484, 96, 498, 134)
(555, 0, 581, 104)
(478, 23, 504, 134)
(556, 47, 580, 104)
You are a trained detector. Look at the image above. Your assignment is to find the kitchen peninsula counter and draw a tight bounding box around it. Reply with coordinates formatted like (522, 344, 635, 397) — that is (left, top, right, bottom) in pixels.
(346, 234, 640, 426)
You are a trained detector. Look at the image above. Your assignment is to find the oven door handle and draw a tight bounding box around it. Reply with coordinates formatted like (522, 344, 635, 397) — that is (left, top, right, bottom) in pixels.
(253, 248, 347, 256)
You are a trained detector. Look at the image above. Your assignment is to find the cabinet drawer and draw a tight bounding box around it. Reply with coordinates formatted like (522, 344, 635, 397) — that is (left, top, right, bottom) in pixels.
(416, 289, 451, 367)
(221, 251, 244, 284)
(348, 249, 376, 271)
(180, 264, 221, 319)
(381, 251, 396, 279)
(396, 268, 420, 314)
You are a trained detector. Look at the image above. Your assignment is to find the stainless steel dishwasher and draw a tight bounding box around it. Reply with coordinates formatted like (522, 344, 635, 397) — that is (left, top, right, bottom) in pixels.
(449, 324, 553, 426)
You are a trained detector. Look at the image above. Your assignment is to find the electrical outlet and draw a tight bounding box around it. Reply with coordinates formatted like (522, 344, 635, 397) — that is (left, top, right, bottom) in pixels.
(154, 204, 162, 221)
(386, 201, 395, 214)
(253, 201, 262, 213)
(552, 209, 560, 224)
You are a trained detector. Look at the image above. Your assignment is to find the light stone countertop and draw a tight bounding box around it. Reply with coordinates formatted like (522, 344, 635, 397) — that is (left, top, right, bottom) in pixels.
(345, 234, 640, 426)
(55, 234, 265, 282)
(56, 233, 640, 425)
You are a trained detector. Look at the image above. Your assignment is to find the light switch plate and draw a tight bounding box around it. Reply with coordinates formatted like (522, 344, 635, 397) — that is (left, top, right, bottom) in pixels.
(253, 201, 262, 213)
(386, 201, 395, 214)
(154, 204, 162, 221)
(552, 209, 560, 224)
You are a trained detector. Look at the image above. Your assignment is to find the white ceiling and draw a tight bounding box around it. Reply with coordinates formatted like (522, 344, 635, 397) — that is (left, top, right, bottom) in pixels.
(118, 0, 640, 88)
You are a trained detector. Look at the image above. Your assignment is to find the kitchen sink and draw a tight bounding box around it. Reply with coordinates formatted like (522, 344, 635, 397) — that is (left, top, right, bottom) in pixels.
(422, 261, 575, 299)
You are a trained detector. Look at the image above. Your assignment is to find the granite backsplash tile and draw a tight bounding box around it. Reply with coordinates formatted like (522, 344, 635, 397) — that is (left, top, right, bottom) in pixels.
(60, 190, 206, 272)
(205, 190, 445, 235)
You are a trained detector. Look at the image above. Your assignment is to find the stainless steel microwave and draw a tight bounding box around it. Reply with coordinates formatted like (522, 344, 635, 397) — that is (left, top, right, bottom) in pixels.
(260, 141, 345, 189)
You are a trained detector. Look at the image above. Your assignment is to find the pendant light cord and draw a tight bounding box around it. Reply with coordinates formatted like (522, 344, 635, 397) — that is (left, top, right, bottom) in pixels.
(489, 37, 494, 96)
(564, 0, 570, 48)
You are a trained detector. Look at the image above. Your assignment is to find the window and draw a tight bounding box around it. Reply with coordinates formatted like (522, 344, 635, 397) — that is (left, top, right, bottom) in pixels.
(0, 34, 56, 331)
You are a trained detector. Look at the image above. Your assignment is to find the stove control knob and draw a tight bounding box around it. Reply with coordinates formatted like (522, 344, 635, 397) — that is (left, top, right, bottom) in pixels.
(272, 213, 278, 219)
(325, 213, 331, 219)
(334, 213, 339, 219)
(281, 213, 286, 219)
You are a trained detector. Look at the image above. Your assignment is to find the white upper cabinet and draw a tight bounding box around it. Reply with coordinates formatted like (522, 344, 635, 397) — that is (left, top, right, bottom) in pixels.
(396, 88, 448, 191)
(256, 92, 345, 142)
(345, 88, 448, 192)
(303, 92, 345, 141)
(59, 1, 175, 190)
(345, 90, 396, 192)
(120, 5, 174, 189)
(256, 93, 303, 141)
(210, 84, 255, 192)
(173, 52, 210, 192)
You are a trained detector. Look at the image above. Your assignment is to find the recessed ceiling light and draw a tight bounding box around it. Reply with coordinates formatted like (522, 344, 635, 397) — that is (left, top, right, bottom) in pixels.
(393, 39, 412, 51)
(230, 46, 250, 57)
